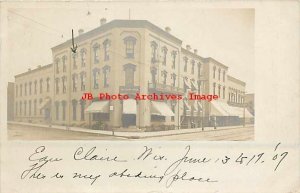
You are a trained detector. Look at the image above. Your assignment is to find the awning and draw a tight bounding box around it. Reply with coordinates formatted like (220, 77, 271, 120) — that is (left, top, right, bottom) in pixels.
(123, 99, 137, 114)
(210, 101, 230, 116)
(192, 101, 198, 114)
(197, 101, 203, 111)
(184, 78, 191, 89)
(85, 101, 109, 113)
(151, 101, 175, 116)
(211, 101, 254, 118)
(191, 80, 198, 90)
(39, 98, 51, 110)
(183, 100, 191, 116)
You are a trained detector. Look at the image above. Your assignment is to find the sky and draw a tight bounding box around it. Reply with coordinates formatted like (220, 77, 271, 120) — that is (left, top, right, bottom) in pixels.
(6, 2, 254, 93)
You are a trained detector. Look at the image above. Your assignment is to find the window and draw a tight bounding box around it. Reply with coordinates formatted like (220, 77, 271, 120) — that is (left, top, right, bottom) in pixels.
(16, 85, 18, 97)
(24, 101, 27, 116)
(80, 71, 86, 91)
(39, 99, 43, 115)
(213, 66, 216, 79)
(46, 78, 50, 92)
(29, 82, 32, 95)
(62, 76, 67, 93)
(62, 101, 66, 121)
(151, 41, 158, 64)
(81, 48, 87, 67)
(162, 70, 167, 85)
(223, 86, 225, 99)
(191, 60, 195, 74)
(171, 73, 176, 87)
(171, 51, 177, 69)
(161, 46, 168, 65)
(93, 68, 100, 89)
(93, 43, 100, 64)
(55, 58, 60, 74)
(218, 68, 221, 80)
(20, 84, 22, 96)
(183, 57, 188, 72)
(223, 71, 226, 82)
(218, 85, 221, 97)
(55, 78, 60, 94)
(151, 67, 157, 85)
(123, 63, 136, 87)
(55, 101, 59, 120)
(72, 99, 77, 121)
(103, 65, 110, 88)
(24, 83, 27, 96)
(40, 79, 43, 93)
(72, 53, 78, 69)
(34, 99, 37, 116)
(124, 36, 136, 58)
(62, 56, 67, 72)
(20, 101, 22, 115)
(213, 83, 216, 95)
(29, 100, 32, 116)
(80, 100, 86, 121)
(103, 39, 110, 61)
(197, 62, 202, 78)
(16, 102, 18, 116)
(72, 74, 78, 92)
(34, 80, 37, 94)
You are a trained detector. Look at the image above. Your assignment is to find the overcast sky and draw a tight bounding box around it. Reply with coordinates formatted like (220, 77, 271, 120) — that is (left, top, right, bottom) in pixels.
(7, 2, 254, 93)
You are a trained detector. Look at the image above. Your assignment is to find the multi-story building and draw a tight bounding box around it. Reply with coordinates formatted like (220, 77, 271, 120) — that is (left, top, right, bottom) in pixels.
(13, 18, 253, 130)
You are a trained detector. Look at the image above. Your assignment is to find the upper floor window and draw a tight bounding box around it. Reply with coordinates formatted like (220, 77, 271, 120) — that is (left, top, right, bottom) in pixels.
(16, 85, 18, 97)
(218, 68, 221, 80)
(93, 43, 100, 64)
(161, 46, 168, 65)
(39, 79, 43, 93)
(171, 51, 177, 69)
(150, 67, 157, 85)
(197, 62, 202, 78)
(161, 70, 167, 85)
(72, 53, 78, 69)
(183, 57, 188, 72)
(103, 65, 110, 88)
(223, 70, 226, 82)
(213, 82, 216, 95)
(72, 73, 78, 92)
(55, 58, 60, 74)
(223, 86, 225, 99)
(55, 78, 60, 94)
(92, 68, 100, 89)
(62, 76, 67, 93)
(103, 39, 110, 61)
(55, 101, 59, 120)
(151, 41, 158, 64)
(124, 36, 136, 59)
(34, 80, 37, 94)
(171, 73, 177, 87)
(218, 84, 221, 97)
(29, 82, 32, 95)
(62, 56, 67, 72)
(191, 60, 195, 74)
(80, 48, 87, 67)
(24, 83, 27, 96)
(62, 100, 66, 121)
(213, 66, 216, 79)
(123, 63, 136, 87)
(80, 71, 86, 91)
(46, 78, 50, 92)
(20, 84, 23, 96)
(72, 99, 77, 121)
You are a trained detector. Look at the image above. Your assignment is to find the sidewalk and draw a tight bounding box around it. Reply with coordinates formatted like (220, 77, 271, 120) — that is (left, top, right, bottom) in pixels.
(8, 121, 253, 139)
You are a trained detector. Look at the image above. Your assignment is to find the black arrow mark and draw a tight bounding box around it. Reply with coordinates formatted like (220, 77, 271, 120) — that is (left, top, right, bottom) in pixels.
(70, 29, 77, 53)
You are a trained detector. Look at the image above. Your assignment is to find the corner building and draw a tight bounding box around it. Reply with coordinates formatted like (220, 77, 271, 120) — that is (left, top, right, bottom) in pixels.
(14, 19, 253, 130)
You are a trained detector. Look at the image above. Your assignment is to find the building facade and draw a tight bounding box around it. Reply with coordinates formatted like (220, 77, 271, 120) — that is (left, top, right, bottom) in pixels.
(13, 19, 253, 130)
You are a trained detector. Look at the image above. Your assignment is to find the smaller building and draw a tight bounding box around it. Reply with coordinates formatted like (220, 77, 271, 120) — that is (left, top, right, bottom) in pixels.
(7, 82, 15, 121)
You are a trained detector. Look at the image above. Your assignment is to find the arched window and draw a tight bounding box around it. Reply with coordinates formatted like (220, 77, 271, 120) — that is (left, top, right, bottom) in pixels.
(80, 48, 87, 67)
(223, 70, 226, 82)
(150, 41, 158, 64)
(103, 65, 110, 88)
(80, 71, 86, 91)
(72, 73, 78, 92)
(62, 55, 67, 72)
(55, 101, 59, 120)
(62, 76, 67, 93)
(213, 83, 216, 95)
(218, 68, 221, 80)
(72, 99, 77, 121)
(80, 100, 86, 121)
(161, 70, 167, 85)
(29, 100, 32, 116)
(34, 99, 37, 116)
(191, 60, 195, 74)
(93, 43, 100, 64)
(34, 80, 37, 94)
(55, 78, 60, 94)
(123, 63, 136, 87)
(16, 102, 18, 116)
(124, 36, 136, 58)
(223, 86, 225, 99)
(39, 79, 43, 94)
(92, 68, 100, 89)
(24, 83, 27, 96)
(171, 51, 177, 69)
(62, 100, 67, 121)
(20, 84, 23, 96)
(20, 101, 22, 115)
(72, 53, 78, 69)
(16, 85, 18, 97)
(103, 39, 110, 61)
(24, 100, 27, 116)
(171, 73, 177, 87)
(39, 99, 43, 115)
(197, 62, 202, 78)
(55, 58, 60, 74)
(183, 57, 188, 72)
(161, 46, 168, 65)
(213, 66, 216, 79)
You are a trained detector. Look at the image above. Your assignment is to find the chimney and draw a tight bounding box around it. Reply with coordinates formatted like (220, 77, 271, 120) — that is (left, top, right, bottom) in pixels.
(194, 49, 198, 55)
(100, 18, 107, 26)
(186, 45, 191, 51)
(28, 68, 31, 71)
(165, 26, 171, 33)
(78, 29, 84, 35)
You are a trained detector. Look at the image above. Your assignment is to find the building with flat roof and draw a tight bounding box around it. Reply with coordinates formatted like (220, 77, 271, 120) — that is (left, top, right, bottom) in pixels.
(13, 18, 253, 130)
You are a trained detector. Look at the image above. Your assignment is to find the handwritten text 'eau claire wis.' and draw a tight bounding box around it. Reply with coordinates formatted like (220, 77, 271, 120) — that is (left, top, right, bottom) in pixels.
(20, 143, 288, 188)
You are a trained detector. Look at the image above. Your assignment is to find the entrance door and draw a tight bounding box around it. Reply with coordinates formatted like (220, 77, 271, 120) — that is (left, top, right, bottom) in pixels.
(122, 114, 136, 127)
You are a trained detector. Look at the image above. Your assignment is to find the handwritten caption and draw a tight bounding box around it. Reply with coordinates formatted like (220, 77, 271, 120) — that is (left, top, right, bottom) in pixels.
(20, 143, 288, 188)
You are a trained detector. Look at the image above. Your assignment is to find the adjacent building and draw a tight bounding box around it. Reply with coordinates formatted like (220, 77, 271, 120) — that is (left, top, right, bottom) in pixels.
(13, 19, 253, 130)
